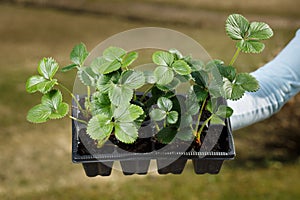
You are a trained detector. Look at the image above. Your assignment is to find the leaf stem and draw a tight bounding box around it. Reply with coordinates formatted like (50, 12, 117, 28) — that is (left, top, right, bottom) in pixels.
(85, 86, 91, 112)
(154, 121, 160, 132)
(69, 115, 88, 125)
(229, 47, 241, 66)
(194, 97, 207, 136)
(196, 115, 213, 143)
(57, 83, 84, 112)
(87, 86, 91, 99)
(141, 85, 153, 101)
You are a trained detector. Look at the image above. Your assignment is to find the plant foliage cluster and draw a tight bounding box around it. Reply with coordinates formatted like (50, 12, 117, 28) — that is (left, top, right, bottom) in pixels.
(26, 14, 273, 147)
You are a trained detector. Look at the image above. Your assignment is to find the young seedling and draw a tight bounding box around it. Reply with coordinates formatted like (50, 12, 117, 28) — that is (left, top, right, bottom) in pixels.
(25, 14, 273, 149)
(177, 14, 273, 144)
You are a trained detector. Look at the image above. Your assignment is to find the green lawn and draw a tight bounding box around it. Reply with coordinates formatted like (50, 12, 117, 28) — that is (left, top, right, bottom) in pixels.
(7, 162, 299, 200)
(0, 2, 299, 199)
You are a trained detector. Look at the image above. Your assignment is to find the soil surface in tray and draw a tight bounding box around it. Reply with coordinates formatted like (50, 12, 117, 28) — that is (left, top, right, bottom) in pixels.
(76, 125, 229, 156)
(75, 96, 230, 156)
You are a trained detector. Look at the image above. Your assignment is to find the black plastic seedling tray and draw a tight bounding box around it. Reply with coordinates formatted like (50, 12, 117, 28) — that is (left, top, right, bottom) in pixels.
(72, 118, 235, 176)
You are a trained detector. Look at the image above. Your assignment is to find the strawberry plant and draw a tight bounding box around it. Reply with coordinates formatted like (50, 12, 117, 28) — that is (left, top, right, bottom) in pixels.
(26, 14, 273, 149)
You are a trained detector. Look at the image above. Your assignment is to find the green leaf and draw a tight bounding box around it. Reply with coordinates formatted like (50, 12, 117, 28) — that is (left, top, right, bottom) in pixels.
(128, 104, 144, 121)
(36, 79, 57, 94)
(70, 43, 89, 66)
(90, 57, 108, 74)
(144, 71, 157, 84)
(38, 57, 59, 80)
(114, 104, 144, 122)
(167, 111, 178, 124)
(208, 80, 224, 98)
(122, 51, 138, 68)
(113, 104, 129, 120)
(225, 14, 250, 40)
(180, 113, 193, 128)
(237, 40, 265, 53)
(103, 60, 122, 74)
(78, 66, 98, 86)
(186, 99, 200, 115)
(90, 57, 122, 75)
(120, 70, 145, 89)
(215, 105, 234, 118)
(39, 90, 69, 119)
(26, 104, 52, 123)
(206, 100, 213, 113)
(108, 84, 133, 106)
(225, 14, 273, 54)
(172, 60, 191, 75)
(206, 61, 224, 88)
(91, 92, 112, 116)
(235, 73, 260, 92)
(109, 71, 121, 84)
(217, 65, 236, 82)
(115, 122, 138, 144)
(176, 74, 190, 82)
(87, 114, 113, 142)
(61, 64, 78, 72)
(183, 55, 192, 64)
(49, 102, 69, 119)
(154, 66, 174, 85)
(210, 114, 225, 125)
(193, 85, 208, 102)
(248, 22, 273, 40)
(177, 127, 194, 141)
(103, 46, 126, 62)
(152, 51, 174, 66)
(186, 89, 200, 115)
(96, 74, 114, 93)
(206, 59, 224, 70)
(190, 59, 205, 71)
(41, 89, 62, 110)
(156, 77, 180, 91)
(149, 108, 166, 121)
(169, 49, 183, 59)
(156, 127, 177, 144)
(157, 97, 173, 112)
(26, 75, 47, 93)
(223, 79, 245, 101)
(191, 70, 208, 87)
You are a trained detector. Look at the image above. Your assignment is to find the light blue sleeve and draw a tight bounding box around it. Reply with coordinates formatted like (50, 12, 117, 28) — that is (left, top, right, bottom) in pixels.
(228, 29, 300, 131)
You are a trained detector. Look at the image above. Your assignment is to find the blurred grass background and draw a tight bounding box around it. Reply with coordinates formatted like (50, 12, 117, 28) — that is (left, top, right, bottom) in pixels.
(0, 0, 300, 199)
